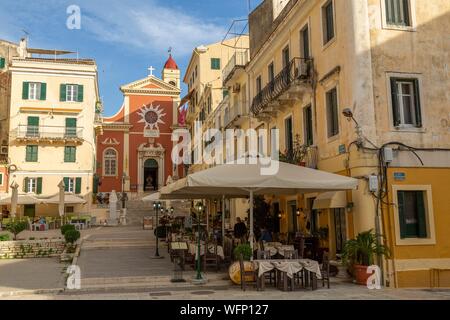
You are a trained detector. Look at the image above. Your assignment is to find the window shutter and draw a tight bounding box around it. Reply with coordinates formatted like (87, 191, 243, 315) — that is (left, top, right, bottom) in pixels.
(63, 177, 69, 192)
(28, 116, 39, 127)
(66, 118, 77, 128)
(22, 82, 29, 100)
(36, 178, 42, 194)
(332, 89, 339, 136)
(397, 191, 407, 238)
(40, 83, 47, 101)
(413, 79, 422, 128)
(77, 85, 84, 102)
(93, 176, 99, 194)
(0, 57, 5, 68)
(390, 78, 400, 126)
(75, 177, 82, 194)
(60, 84, 67, 101)
(23, 178, 29, 192)
(416, 191, 427, 238)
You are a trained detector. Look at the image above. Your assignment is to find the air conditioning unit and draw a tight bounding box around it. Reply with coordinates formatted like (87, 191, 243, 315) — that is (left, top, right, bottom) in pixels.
(232, 83, 241, 93)
(0, 146, 7, 155)
(299, 60, 309, 78)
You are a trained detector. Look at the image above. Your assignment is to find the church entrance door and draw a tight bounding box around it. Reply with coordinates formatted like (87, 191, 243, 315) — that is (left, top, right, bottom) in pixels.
(144, 159, 158, 192)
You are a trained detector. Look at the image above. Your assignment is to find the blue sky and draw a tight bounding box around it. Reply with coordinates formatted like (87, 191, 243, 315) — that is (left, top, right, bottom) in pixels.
(0, 0, 260, 116)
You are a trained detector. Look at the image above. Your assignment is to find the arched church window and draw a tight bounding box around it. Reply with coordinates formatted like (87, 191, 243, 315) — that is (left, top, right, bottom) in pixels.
(104, 148, 117, 176)
(169, 81, 176, 87)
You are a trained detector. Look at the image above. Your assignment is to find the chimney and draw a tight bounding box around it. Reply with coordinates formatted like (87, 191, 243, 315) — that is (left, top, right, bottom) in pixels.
(18, 37, 28, 58)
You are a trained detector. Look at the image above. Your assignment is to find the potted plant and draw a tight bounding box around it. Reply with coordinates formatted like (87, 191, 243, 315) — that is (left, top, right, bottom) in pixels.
(233, 243, 252, 261)
(341, 229, 389, 285)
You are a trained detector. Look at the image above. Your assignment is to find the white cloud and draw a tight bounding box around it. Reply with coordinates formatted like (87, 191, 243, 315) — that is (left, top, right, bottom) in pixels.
(82, 0, 227, 56)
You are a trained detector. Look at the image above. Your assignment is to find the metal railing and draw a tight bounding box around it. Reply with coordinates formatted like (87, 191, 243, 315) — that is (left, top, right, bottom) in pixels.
(222, 50, 250, 84)
(251, 57, 313, 116)
(11, 125, 83, 140)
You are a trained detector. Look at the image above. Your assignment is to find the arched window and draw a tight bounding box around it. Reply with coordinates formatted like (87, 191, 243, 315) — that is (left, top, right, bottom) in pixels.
(104, 148, 117, 176)
(169, 81, 176, 87)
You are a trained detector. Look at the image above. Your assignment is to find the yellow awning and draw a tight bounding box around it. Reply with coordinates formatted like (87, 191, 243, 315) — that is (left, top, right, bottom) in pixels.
(313, 191, 347, 209)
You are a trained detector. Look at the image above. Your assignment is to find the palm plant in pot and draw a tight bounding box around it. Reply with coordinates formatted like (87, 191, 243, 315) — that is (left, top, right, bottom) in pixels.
(341, 229, 389, 285)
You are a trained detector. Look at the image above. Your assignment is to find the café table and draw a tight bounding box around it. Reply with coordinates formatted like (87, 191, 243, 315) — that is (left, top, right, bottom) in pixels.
(188, 242, 225, 260)
(253, 259, 322, 291)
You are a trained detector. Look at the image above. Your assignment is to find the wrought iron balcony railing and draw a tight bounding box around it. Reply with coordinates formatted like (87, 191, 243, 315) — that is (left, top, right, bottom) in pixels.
(251, 57, 313, 116)
(11, 125, 83, 142)
(222, 50, 250, 85)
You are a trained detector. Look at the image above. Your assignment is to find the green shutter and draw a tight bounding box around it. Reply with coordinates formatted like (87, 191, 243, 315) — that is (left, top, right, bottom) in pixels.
(60, 84, 67, 101)
(416, 191, 427, 238)
(413, 79, 422, 128)
(0, 57, 5, 69)
(64, 146, 76, 162)
(40, 83, 47, 101)
(391, 78, 400, 126)
(93, 176, 99, 194)
(26, 145, 38, 162)
(27, 116, 39, 126)
(63, 177, 70, 192)
(65, 118, 77, 137)
(22, 82, 29, 100)
(75, 177, 82, 194)
(23, 178, 29, 192)
(36, 178, 42, 195)
(397, 191, 407, 239)
(77, 85, 84, 102)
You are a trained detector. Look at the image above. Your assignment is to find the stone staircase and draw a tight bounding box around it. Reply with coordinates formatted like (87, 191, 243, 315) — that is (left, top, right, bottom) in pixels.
(124, 193, 191, 226)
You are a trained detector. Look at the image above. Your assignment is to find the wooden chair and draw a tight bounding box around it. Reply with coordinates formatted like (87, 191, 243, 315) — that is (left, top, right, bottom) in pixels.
(298, 237, 305, 258)
(257, 250, 276, 286)
(204, 241, 220, 272)
(284, 250, 298, 259)
(321, 251, 331, 289)
(238, 253, 255, 291)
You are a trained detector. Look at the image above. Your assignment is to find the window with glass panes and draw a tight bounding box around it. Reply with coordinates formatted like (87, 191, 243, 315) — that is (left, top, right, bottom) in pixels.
(326, 88, 339, 137)
(385, 0, 411, 26)
(104, 149, 117, 176)
(211, 58, 221, 70)
(66, 84, 78, 102)
(397, 190, 427, 238)
(25, 145, 38, 162)
(322, 0, 335, 44)
(390, 78, 421, 127)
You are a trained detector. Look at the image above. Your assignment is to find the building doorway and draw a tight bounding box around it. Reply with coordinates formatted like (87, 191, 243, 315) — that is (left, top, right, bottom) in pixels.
(144, 159, 158, 192)
(287, 200, 298, 233)
(24, 204, 36, 218)
(307, 197, 318, 235)
(332, 208, 347, 253)
(272, 202, 280, 234)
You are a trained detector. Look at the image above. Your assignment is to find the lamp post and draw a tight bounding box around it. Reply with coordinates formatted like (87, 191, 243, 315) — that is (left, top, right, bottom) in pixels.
(193, 201, 206, 283)
(153, 201, 163, 258)
(121, 173, 127, 209)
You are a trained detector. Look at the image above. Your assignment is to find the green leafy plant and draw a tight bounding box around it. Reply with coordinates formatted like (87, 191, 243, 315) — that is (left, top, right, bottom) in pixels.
(0, 234, 10, 241)
(64, 229, 80, 245)
(61, 224, 76, 236)
(233, 243, 252, 261)
(5, 221, 28, 240)
(154, 226, 168, 238)
(341, 229, 389, 267)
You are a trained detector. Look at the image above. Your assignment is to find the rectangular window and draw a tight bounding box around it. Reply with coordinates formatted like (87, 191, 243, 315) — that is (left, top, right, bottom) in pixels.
(300, 25, 310, 59)
(66, 84, 78, 102)
(326, 87, 339, 138)
(27, 116, 40, 137)
(322, 0, 335, 45)
(385, 0, 411, 26)
(64, 177, 75, 193)
(64, 146, 76, 163)
(0, 173, 3, 185)
(256, 76, 262, 94)
(303, 104, 314, 146)
(268, 63, 275, 83)
(65, 118, 77, 137)
(29, 82, 41, 100)
(24, 177, 41, 194)
(397, 190, 427, 238)
(211, 58, 221, 70)
(284, 116, 293, 153)
(282, 46, 290, 69)
(390, 78, 421, 127)
(0, 57, 5, 69)
(25, 145, 38, 162)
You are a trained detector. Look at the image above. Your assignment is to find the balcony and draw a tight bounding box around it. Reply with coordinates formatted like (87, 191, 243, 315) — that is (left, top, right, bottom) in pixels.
(251, 57, 313, 117)
(11, 125, 84, 144)
(222, 50, 250, 85)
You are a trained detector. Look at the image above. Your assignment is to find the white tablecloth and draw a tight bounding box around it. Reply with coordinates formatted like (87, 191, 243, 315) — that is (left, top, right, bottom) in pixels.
(188, 242, 224, 259)
(262, 244, 295, 257)
(253, 259, 322, 279)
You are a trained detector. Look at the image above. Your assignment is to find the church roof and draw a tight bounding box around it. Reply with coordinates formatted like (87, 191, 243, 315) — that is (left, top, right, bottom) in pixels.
(164, 54, 178, 70)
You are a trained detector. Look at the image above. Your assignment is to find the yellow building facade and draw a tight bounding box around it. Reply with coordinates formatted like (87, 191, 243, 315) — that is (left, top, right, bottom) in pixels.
(184, 0, 450, 288)
(6, 46, 101, 217)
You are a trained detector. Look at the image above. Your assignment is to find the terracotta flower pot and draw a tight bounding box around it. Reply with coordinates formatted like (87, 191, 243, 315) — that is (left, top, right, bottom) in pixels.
(353, 264, 373, 285)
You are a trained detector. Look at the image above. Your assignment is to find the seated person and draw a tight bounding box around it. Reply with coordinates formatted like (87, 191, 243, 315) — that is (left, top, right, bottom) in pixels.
(39, 217, 46, 225)
(259, 226, 273, 242)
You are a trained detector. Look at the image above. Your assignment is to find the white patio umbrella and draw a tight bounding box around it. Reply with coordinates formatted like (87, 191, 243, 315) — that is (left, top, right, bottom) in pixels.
(44, 194, 86, 205)
(58, 180, 65, 217)
(160, 158, 359, 256)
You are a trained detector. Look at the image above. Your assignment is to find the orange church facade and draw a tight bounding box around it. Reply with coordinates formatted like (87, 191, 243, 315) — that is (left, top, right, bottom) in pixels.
(96, 56, 183, 194)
